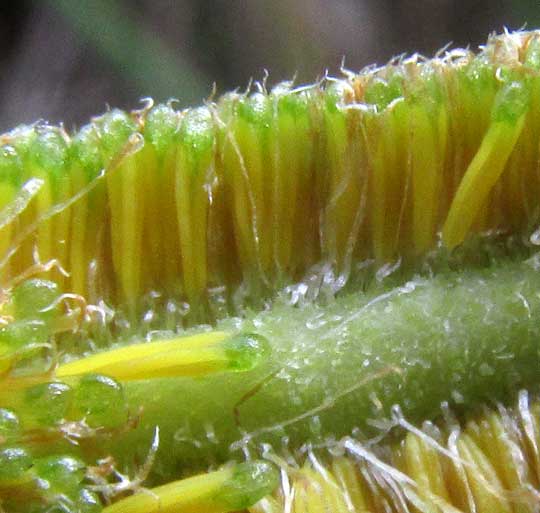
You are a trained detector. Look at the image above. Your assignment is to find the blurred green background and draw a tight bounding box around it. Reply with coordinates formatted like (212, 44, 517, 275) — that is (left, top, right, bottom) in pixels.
(0, 1, 538, 131)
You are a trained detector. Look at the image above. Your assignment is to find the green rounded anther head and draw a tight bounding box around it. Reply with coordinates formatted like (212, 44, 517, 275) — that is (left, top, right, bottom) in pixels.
(0, 409, 19, 438)
(491, 80, 530, 124)
(71, 374, 128, 428)
(93, 109, 138, 163)
(75, 489, 103, 513)
(34, 455, 86, 495)
(224, 333, 271, 372)
(212, 460, 280, 510)
(11, 279, 60, 322)
(24, 382, 73, 427)
(70, 124, 104, 180)
(0, 447, 32, 481)
(145, 103, 179, 156)
(364, 73, 404, 110)
(0, 145, 23, 187)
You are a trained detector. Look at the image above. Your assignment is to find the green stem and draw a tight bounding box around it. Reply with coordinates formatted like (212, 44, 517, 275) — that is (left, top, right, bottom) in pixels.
(118, 252, 540, 477)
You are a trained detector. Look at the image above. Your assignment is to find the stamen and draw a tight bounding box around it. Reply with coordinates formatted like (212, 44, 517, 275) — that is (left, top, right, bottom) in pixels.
(103, 460, 278, 513)
(56, 331, 270, 380)
(443, 80, 530, 248)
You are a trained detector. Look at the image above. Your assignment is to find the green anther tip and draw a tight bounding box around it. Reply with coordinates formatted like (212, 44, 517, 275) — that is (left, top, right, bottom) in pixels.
(145, 104, 179, 154)
(491, 80, 530, 124)
(93, 109, 137, 162)
(525, 36, 540, 70)
(11, 279, 59, 320)
(72, 373, 127, 428)
(464, 55, 495, 95)
(28, 128, 67, 174)
(278, 90, 310, 117)
(213, 461, 279, 510)
(34, 455, 86, 494)
(70, 125, 103, 178)
(0, 447, 32, 481)
(76, 488, 102, 513)
(224, 332, 271, 372)
(0, 320, 48, 350)
(0, 145, 22, 186)
(25, 382, 73, 427)
(6, 125, 36, 157)
(180, 107, 214, 157)
(0, 409, 19, 437)
(236, 93, 272, 125)
(364, 74, 404, 110)
(409, 66, 444, 107)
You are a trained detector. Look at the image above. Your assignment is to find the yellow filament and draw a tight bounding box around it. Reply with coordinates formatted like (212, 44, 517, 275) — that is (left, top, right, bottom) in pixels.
(103, 466, 234, 513)
(369, 102, 409, 261)
(56, 330, 231, 380)
(107, 155, 143, 310)
(442, 116, 526, 248)
(0, 182, 15, 277)
(34, 174, 54, 264)
(176, 143, 212, 307)
(68, 164, 89, 296)
(411, 105, 445, 254)
(331, 456, 372, 512)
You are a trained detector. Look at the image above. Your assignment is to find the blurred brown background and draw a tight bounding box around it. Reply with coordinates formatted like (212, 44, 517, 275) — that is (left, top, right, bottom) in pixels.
(0, 1, 538, 131)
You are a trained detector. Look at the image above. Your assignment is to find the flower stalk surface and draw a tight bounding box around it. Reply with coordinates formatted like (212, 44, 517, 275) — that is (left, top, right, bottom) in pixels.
(0, 29, 540, 513)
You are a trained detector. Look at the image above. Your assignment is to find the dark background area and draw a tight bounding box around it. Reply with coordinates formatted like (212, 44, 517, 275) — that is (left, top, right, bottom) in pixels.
(0, 1, 538, 132)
